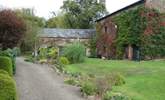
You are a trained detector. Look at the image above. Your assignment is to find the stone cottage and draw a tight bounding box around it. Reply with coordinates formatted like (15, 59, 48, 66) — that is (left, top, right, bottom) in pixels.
(39, 28, 96, 56)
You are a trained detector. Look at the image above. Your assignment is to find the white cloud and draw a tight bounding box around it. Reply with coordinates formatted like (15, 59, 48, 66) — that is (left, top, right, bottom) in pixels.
(0, 0, 141, 19)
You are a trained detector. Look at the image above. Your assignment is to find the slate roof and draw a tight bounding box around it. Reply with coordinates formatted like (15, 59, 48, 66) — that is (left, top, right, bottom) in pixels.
(96, 0, 145, 22)
(39, 28, 96, 39)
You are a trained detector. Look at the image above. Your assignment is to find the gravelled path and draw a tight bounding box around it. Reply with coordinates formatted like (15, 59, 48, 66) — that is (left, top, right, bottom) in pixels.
(15, 57, 84, 100)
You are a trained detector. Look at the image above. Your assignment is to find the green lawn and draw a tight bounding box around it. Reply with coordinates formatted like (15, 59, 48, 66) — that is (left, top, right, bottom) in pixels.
(65, 58, 165, 100)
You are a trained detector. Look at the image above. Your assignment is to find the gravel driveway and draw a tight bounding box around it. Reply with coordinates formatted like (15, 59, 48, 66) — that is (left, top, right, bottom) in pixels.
(15, 57, 84, 100)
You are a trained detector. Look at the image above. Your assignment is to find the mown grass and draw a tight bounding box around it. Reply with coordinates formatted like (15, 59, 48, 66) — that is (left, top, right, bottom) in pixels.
(65, 58, 165, 100)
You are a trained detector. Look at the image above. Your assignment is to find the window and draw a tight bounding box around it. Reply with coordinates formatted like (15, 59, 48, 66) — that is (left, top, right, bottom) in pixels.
(104, 26, 107, 33)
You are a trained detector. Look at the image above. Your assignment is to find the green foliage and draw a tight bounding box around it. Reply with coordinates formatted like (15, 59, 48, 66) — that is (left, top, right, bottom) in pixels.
(0, 49, 16, 74)
(113, 6, 146, 58)
(80, 81, 97, 96)
(64, 78, 79, 86)
(94, 73, 125, 97)
(95, 76, 112, 97)
(13, 47, 21, 56)
(38, 59, 47, 64)
(46, 0, 107, 29)
(24, 56, 35, 63)
(0, 69, 9, 75)
(46, 14, 69, 28)
(0, 72, 17, 100)
(66, 58, 165, 99)
(37, 47, 58, 60)
(47, 47, 58, 59)
(46, 17, 58, 28)
(103, 91, 131, 100)
(0, 56, 13, 76)
(111, 6, 165, 59)
(89, 36, 97, 58)
(67, 72, 82, 78)
(17, 8, 43, 53)
(113, 73, 125, 86)
(64, 43, 86, 63)
(54, 59, 65, 72)
(141, 26, 165, 59)
(38, 47, 48, 59)
(60, 57, 70, 65)
(16, 8, 45, 27)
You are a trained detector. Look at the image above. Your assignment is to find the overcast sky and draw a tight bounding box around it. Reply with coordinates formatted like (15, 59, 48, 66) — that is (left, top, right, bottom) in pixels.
(0, 0, 140, 19)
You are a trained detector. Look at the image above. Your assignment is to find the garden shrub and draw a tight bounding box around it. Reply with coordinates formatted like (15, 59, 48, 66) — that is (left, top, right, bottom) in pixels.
(95, 76, 112, 97)
(53, 59, 65, 72)
(13, 47, 21, 56)
(113, 73, 125, 86)
(78, 73, 125, 97)
(24, 56, 35, 63)
(80, 81, 97, 96)
(0, 69, 9, 75)
(103, 91, 131, 100)
(0, 56, 13, 76)
(35, 47, 59, 65)
(0, 50, 16, 74)
(0, 72, 17, 100)
(6, 49, 16, 74)
(64, 43, 86, 64)
(60, 57, 70, 65)
(64, 78, 79, 86)
(39, 59, 47, 64)
(66, 72, 82, 78)
(38, 47, 47, 59)
(47, 47, 58, 59)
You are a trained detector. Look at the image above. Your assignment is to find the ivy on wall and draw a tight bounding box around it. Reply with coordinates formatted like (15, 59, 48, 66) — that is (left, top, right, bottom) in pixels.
(96, 6, 165, 59)
(114, 6, 165, 59)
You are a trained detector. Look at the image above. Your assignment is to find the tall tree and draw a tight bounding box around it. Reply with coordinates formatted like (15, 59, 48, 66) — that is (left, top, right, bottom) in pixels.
(61, 0, 106, 29)
(16, 8, 45, 53)
(46, 0, 106, 29)
(0, 10, 26, 50)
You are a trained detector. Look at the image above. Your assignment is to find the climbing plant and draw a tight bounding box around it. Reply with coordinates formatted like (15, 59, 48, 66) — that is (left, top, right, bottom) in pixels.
(96, 5, 165, 59)
(114, 6, 165, 59)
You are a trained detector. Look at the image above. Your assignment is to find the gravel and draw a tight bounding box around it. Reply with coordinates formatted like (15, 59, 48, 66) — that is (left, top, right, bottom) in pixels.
(15, 57, 84, 100)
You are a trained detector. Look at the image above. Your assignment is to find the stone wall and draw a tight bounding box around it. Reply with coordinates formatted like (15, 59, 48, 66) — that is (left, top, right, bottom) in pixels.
(39, 37, 91, 56)
(146, 0, 165, 13)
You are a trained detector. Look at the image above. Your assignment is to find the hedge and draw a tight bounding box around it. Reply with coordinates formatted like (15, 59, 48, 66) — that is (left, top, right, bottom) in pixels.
(0, 50, 16, 74)
(0, 56, 13, 76)
(0, 72, 17, 100)
(0, 69, 9, 75)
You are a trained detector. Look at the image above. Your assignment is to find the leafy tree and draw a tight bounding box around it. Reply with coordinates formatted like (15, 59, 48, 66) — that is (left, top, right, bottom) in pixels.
(16, 8, 45, 27)
(46, 17, 58, 28)
(16, 8, 44, 53)
(0, 10, 26, 50)
(47, 0, 106, 29)
(46, 14, 70, 28)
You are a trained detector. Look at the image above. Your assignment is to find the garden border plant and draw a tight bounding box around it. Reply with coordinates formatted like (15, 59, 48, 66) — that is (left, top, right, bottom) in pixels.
(0, 56, 13, 76)
(0, 71, 17, 100)
(63, 42, 86, 64)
